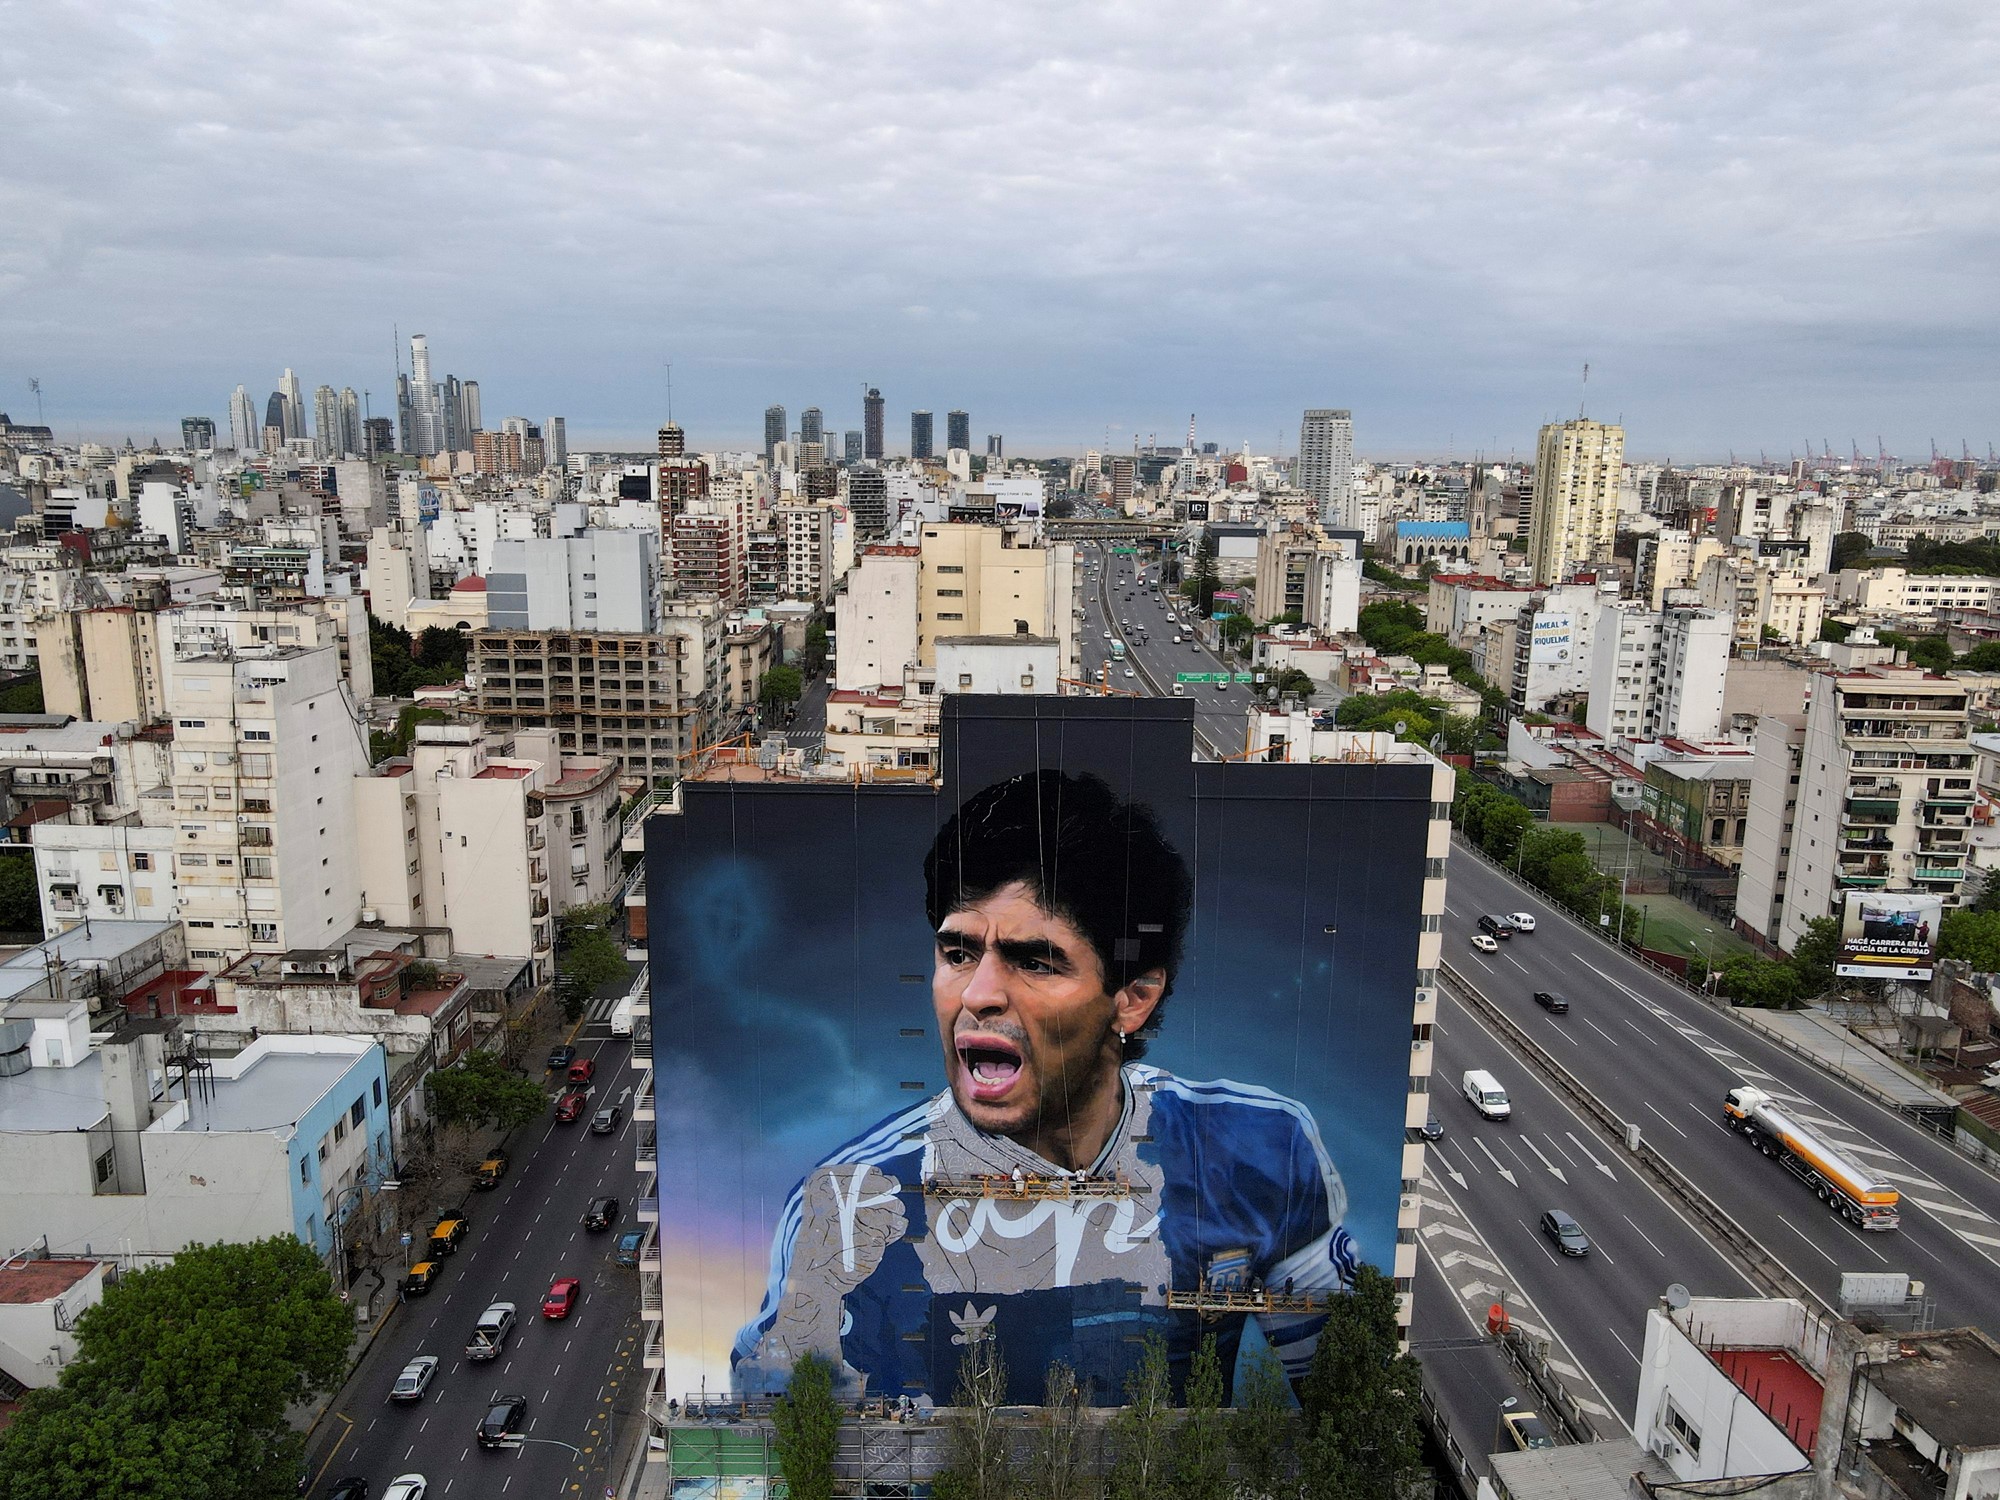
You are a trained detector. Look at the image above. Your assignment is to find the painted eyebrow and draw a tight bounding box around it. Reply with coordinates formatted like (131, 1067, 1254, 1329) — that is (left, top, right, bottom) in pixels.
(935, 927, 1077, 973)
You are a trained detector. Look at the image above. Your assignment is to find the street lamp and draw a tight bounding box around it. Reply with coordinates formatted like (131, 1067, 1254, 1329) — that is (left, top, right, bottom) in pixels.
(1702, 926, 1717, 990)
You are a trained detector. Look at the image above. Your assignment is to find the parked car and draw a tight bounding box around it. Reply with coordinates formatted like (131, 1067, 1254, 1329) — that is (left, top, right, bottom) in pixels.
(542, 1276, 582, 1319)
(427, 1216, 468, 1257)
(1533, 989, 1571, 1014)
(567, 1057, 596, 1085)
(472, 1152, 509, 1189)
(1471, 933, 1500, 954)
(477, 1395, 528, 1449)
(614, 1228, 646, 1267)
(390, 1355, 438, 1403)
(591, 1105, 623, 1135)
(546, 1045, 577, 1072)
(1540, 1209, 1591, 1257)
(1506, 912, 1538, 933)
(401, 1261, 440, 1297)
(327, 1479, 371, 1500)
(554, 1091, 589, 1123)
(382, 1478, 427, 1500)
(583, 1195, 621, 1231)
(1476, 914, 1513, 940)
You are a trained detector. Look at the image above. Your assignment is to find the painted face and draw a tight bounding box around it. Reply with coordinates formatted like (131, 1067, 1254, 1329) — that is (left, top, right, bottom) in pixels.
(932, 881, 1162, 1164)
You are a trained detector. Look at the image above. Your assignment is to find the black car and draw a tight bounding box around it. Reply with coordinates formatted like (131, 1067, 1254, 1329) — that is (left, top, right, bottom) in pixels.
(584, 1195, 621, 1231)
(1539, 1209, 1590, 1257)
(547, 1044, 578, 1072)
(477, 1394, 528, 1448)
(591, 1105, 623, 1135)
(1476, 914, 1513, 940)
(327, 1480, 371, 1500)
(1533, 990, 1571, 1014)
(1420, 1113, 1444, 1142)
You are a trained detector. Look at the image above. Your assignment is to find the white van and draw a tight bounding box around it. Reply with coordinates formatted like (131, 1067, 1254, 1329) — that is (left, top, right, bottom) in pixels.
(1462, 1069, 1511, 1120)
(1171, 682, 1186, 696)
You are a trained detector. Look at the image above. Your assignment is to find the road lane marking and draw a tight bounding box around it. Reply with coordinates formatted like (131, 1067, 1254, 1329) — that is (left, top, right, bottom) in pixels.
(1773, 1217, 1839, 1264)
(1643, 1101, 1689, 1138)
(1608, 1327, 1642, 1365)
(1622, 1215, 1667, 1257)
(1621, 1015, 1660, 1045)
(1580, 1016, 1621, 1049)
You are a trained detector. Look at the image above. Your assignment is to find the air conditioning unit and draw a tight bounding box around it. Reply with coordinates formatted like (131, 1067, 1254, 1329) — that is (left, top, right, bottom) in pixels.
(1650, 1435, 1681, 1460)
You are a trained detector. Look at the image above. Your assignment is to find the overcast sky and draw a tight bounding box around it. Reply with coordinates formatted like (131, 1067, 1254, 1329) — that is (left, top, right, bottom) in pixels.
(4, 2, 1996, 461)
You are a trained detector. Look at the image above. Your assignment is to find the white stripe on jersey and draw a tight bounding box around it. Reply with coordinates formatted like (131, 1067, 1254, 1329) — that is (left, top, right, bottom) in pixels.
(1139, 1065, 1350, 1227)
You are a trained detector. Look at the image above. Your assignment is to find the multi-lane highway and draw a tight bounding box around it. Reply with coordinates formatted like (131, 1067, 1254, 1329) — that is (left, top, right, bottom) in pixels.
(302, 1027, 645, 1499)
(1442, 844, 2000, 1352)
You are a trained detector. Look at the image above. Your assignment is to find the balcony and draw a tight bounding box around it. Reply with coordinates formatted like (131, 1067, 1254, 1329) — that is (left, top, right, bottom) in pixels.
(643, 1322, 665, 1367)
(637, 1195, 659, 1224)
(633, 1069, 654, 1123)
(530, 893, 549, 919)
(526, 826, 545, 851)
(1915, 866, 1967, 882)
(636, 1129, 656, 1170)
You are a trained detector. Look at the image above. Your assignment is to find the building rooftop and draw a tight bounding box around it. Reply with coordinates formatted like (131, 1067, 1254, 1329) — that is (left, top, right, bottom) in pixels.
(1869, 1329, 2000, 1453)
(0, 720, 115, 753)
(450, 575, 487, 592)
(0, 1258, 97, 1305)
(473, 763, 534, 779)
(0, 919, 178, 1004)
(1490, 1435, 1671, 1500)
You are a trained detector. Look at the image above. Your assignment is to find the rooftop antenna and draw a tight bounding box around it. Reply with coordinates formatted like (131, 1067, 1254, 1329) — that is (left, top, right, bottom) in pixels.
(665, 362, 673, 424)
(27, 378, 43, 427)
(1579, 362, 1589, 420)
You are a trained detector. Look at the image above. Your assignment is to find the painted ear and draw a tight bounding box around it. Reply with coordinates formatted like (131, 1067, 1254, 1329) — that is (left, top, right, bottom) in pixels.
(1114, 968, 1166, 1036)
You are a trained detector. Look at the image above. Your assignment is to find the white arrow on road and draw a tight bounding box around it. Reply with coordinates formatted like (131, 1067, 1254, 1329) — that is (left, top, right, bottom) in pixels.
(1429, 1145, 1468, 1189)
(1565, 1130, 1617, 1180)
(1438, 1249, 1506, 1277)
(1473, 1138, 1518, 1186)
(1455, 1279, 1507, 1304)
(1519, 1135, 1568, 1183)
(618, 1085, 632, 1105)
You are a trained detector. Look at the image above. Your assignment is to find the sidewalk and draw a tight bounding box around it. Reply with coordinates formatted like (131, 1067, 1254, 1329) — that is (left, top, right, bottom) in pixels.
(297, 1266, 401, 1441)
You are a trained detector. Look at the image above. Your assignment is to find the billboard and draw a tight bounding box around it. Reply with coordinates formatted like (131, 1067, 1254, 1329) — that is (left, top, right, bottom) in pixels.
(1185, 499, 1212, 521)
(1528, 611, 1574, 664)
(1836, 891, 1942, 981)
(649, 697, 1432, 1407)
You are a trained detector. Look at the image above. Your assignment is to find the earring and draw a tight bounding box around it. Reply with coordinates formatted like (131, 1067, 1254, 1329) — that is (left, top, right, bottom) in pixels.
(1117, 1029, 1126, 1044)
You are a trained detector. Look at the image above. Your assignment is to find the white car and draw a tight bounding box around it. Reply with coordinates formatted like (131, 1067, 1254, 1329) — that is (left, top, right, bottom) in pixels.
(1506, 913, 1537, 933)
(1123, 668, 1136, 678)
(389, 1354, 439, 1403)
(1470, 933, 1500, 954)
(383, 1477, 428, 1500)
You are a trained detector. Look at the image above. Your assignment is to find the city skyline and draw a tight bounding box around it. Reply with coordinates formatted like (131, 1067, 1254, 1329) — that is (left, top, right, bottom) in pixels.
(4, 4, 1996, 458)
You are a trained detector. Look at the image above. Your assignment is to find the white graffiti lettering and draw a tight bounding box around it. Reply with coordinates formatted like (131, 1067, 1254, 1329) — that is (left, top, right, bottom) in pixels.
(932, 1194, 1160, 1286)
(825, 1165, 903, 1273)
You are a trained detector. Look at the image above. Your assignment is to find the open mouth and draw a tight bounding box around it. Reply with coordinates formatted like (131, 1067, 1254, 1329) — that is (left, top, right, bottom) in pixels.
(955, 1033, 1025, 1102)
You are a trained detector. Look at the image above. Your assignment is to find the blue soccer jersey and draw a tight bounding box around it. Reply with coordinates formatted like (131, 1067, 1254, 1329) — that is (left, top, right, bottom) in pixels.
(731, 1063, 1357, 1403)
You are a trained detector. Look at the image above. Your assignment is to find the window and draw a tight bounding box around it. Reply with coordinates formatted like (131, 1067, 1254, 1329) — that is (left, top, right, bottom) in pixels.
(350, 1097, 366, 1128)
(242, 729, 271, 741)
(332, 1117, 346, 1145)
(240, 755, 272, 776)
(95, 1148, 115, 1184)
(132, 852, 151, 871)
(250, 921, 277, 943)
(317, 1140, 329, 1163)
(1663, 1402, 1702, 1457)
(177, 719, 206, 728)
(373, 1078, 383, 1106)
(180, 853, 207, 867)
(300, 1157, 310, 1184)
(244, 858, 273, 880)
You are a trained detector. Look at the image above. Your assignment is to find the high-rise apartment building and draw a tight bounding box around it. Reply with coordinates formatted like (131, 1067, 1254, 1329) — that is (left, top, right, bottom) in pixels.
(230, 386, 259, 452)
(181, 417, 215, 451)
(488, 530, 660, 633)
(364, 417, 393, 457)
(987, 435, 1003, 460)
(1525, 418, 1625, 586)
(843, 431, 862, 464)
(775, 503, 837, 604)
(264, 392, 288, 440)
(848, 466, 889, 537)
(911, 411, 934, 460)
(913, 522, 1079, 680)
(800, 408, 823, 448)
(1760, 665, 1972, 954)
(338, 388, 363, 457)
(279, 369, 305, 441)
(313, 385, 340, 458)
(546, 417, 568, 470)
(863, 388, 884, 459)
(1296, 409, 1354, 526)
(1584, 603, 1733, 743)
(1109, 456, 1136, 509)
(461, 380, 481, 436)
(947, 410, 970, 454)
(763, 406, 786, 465)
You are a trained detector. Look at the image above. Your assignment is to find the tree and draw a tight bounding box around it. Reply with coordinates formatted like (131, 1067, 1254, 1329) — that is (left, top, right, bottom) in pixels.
(1788, 915, 1841, 997)
(1024, 1361, 1092, 1500)
(932, 1336, 1013, 1500)
(1830, 531, 1876, 574)
(1218, 613, 1255, 654)
(1939, 908, 2000, 974)
(1435, 713, 1481, 758)
(414, 625, 469, 677)
(1356, 600, 1424, 654)
(759, 664, 805, 716)
(0, 853, 42, 937)
(772, 1352, 840, 1500)
(1296, 1267, 1426, 1500)
(427, 1049, 550, 1149)
(1819, 618, 1854, 644)
(556, 904, 626, 1021)
(0, 674, 43, 714)
(0, 1237, 351, 1500)
(803, 622, 830, 676)
(1273, 668, 1317, 702)
(1905, 635, 1955, 672)
(1187, 533, 1220, 616)
(1960, 641, 2000, 673)
(1230, 1346, 1298, 1500)
(1717, 954, 1801, 1009)
(1105, 1333, 1174, 1500)
(1170, 1336, 1229, 1500)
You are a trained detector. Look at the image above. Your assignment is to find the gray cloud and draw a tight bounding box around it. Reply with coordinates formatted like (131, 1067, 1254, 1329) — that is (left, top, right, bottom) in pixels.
(3, 0, 1996, 459)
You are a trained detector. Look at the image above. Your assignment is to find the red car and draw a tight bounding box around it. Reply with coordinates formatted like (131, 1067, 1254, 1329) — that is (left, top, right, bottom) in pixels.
(554, 1091, 588, 1123)
(567, 1057, 596, 1085)
(542, 1276, 581, 1320)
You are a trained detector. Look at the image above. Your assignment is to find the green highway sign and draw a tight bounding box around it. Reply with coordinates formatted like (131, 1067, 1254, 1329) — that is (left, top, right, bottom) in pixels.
(1112, 547, 1138, 554)
(1234, 673, 1255, 683)
(1176, 672, 1231, 684)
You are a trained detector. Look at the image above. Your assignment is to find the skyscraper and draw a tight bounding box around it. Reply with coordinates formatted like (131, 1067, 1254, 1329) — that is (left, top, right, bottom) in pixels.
(800, 408, 824, 447)
(313, 385, 340, 458)
(764, 406, 786, 465)
(338, 388, 363, 457)
(863, 388, 884, 460)
(911, 411, 934, 460)
(279, 369, 305, 440)
(848, 466, 889, 537)
(1297, 409, 1354, 526)
(546, 417, 568, 471)
(229, 386, 259, 452)
(181, 417, 215, 451)
(986, 434, 1003, 460)
(461, 380, 482, 435)
(396, 375, 417, 456)
(441, 375, 463, 454)
(843, 431, 862, 463)
(1525, 418, 1626, 587)
(947, 410, 970, 454)
(264, 392, 288, 438)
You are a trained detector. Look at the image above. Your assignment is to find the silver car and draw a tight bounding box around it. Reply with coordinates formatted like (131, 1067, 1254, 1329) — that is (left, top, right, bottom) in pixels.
(390, 1354, 439, 1403)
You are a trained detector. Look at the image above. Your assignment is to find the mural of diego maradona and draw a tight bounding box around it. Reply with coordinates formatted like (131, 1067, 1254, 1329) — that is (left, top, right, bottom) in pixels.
(733, 768, 1357, 1403)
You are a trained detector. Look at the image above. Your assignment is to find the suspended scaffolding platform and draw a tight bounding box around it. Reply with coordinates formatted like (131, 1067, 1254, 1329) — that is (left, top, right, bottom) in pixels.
(920, 1172, 1140, 1201)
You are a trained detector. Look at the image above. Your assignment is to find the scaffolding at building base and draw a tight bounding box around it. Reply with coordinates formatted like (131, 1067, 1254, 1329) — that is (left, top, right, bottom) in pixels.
(920, 1172, 1139, 1201)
